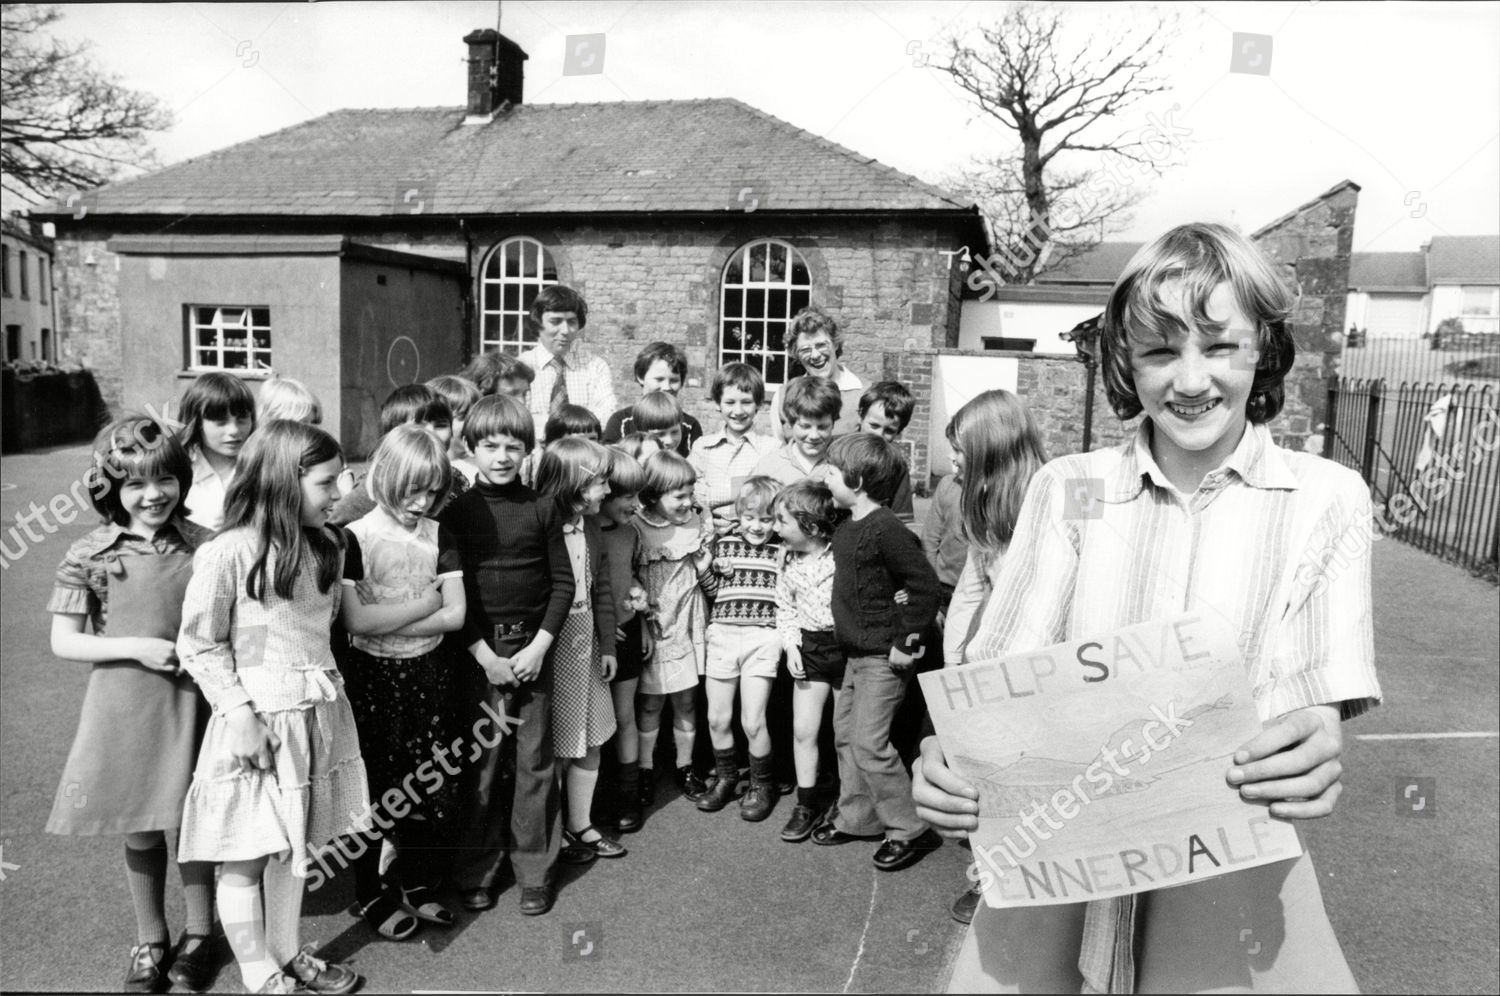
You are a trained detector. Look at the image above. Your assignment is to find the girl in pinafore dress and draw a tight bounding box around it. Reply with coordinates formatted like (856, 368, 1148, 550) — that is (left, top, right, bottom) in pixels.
(176, 420, 370, 996)
(633, 450, 715, 802)
(339, 425, 467, 939)
(535, 437, 627, 861)
(47, 416, 219, 994)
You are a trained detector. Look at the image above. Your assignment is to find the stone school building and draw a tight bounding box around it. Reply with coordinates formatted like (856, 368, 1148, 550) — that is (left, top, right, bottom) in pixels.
(34, 29, 986, 465)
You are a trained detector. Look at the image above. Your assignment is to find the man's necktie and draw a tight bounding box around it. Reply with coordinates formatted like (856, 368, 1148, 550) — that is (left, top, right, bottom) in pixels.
(549, 355, 568, 415)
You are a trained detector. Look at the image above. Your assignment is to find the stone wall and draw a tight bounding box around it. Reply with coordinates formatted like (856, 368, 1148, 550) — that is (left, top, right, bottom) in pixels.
(51, 238, 123, 409)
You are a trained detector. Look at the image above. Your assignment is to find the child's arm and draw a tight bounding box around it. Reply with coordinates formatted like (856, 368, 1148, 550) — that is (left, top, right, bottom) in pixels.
(337, 530, 443, 635)
(50, 614, 179, 672)
(775, 555, 805, 678)
(920, 476, 951, 571)
(512, 502, 573, 683)
(389, 526, 468, 637)
(592, 527, 618, 680)
(876, 515, 942, 666)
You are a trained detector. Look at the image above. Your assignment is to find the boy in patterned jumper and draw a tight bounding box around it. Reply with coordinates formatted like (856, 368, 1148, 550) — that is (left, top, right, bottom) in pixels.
(695, 476, 784, 821)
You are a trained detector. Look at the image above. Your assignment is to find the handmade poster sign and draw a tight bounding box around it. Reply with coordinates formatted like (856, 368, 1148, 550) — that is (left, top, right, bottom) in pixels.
(920, 612, 1302, 909)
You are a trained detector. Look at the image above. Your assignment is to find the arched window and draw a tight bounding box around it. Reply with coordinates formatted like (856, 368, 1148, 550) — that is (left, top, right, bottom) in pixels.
(719, 240, 811, 388)
(478, 237, 558, 354)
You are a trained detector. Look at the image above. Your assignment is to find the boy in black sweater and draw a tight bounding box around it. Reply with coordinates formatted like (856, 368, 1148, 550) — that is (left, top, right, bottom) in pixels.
(811, 433, 943, 871)
(440, 394, 574, 917)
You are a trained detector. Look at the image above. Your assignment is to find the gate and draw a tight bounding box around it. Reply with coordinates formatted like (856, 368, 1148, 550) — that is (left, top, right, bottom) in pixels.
(1324, 378, 1500, 575)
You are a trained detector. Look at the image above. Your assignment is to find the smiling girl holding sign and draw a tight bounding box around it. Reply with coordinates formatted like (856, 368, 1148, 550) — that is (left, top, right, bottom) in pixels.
(913, 223, 1382, 993)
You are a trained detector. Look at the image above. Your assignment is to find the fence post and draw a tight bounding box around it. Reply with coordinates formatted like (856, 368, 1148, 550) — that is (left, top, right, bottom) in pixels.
(1360, 379, 1383, 487)
(1323, 380, 1338, 460)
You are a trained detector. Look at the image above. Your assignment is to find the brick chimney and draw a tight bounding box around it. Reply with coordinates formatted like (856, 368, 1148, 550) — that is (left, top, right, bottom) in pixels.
(464, 29, 528, 123)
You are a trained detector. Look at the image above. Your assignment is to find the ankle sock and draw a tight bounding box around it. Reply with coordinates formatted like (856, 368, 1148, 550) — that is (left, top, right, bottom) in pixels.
(713, 747, 738, 782)
(123, 839, 170, 945)
(217, 880, 279, 991)
(673, 727, 696, 769)
(749, 751, 774, 785)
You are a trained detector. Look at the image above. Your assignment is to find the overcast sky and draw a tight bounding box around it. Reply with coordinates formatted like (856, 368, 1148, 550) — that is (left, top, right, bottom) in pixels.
(29, 0, 1500, 253)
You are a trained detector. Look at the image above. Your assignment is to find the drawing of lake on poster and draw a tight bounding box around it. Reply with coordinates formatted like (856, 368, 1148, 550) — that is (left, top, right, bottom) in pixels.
(919, 612, 1302, 909)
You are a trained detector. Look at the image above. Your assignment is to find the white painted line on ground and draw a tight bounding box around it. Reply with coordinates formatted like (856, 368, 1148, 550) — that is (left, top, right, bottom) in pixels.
(1354, 732, 1500, 740)
(842, 871, 880, 994)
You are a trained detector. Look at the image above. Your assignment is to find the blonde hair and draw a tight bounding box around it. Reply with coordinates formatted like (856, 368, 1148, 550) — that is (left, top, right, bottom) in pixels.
(945, 390, 1046, 552)
(366, 424, 453, 518)
(257, 376, 322, 425)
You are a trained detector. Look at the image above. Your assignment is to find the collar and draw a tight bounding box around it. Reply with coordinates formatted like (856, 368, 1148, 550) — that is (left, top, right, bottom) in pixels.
(525, 343, 589, 370)
(81, 518, 196, 557)
(189, 446, 221, 485)
(700, 430, 768, 450)
(832, 366, 864, 391)
(562, 518, 583, 535)
(473, 475, 529, 498)
(1118, 421, 1299, 499)
(783, 443, 824, 475)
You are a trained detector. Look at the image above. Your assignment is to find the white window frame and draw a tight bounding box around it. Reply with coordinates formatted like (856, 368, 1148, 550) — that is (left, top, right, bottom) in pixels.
(187, 305, 272, 372)
(718, 239, 812, 389)
(478, 237, 558, 355)
(1460, 285, 1499, 318)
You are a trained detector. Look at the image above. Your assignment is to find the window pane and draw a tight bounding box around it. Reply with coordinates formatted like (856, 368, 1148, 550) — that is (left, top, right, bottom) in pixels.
(725, 252, 743, 285)
(251, 307, 270, 327)
(792, 259, 810, 285)
(768, 288, 787, 318)
(222, 351, 247, 369)
(252, 328, 270, 349)
(747, 289, 765, 319)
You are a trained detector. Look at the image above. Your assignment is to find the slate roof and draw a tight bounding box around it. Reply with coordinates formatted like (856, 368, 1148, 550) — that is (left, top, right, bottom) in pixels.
(1034, 242, 1144, 286)
(1426, 235, 1500, 285)
(1349, 252, 1426, 291)
(33, 99, 975, 218)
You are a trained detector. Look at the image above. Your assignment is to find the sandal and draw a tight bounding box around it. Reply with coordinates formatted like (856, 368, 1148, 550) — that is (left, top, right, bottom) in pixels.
(401, 886, 456, 928)
(356, 890, 419, 941)
(122, 940, 169, 993)
(564, 824, 628, 859)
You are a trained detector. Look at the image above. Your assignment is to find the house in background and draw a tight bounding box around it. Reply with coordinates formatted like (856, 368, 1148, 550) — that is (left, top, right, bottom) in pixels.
(32, 29, 986, 462)
(0, 215, 59, 365)
(1346, 235, 1500, 338)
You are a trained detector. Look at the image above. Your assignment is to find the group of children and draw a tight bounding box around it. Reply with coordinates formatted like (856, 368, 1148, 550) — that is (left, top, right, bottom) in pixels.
(45, 224, 1381, 995)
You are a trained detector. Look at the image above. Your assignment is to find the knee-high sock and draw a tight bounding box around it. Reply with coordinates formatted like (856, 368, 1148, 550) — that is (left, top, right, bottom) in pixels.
(177, 859, 217, 937)
(217, 880, 280, 991)
(123, 839, 170, 945)
(261, 856, 305, 969)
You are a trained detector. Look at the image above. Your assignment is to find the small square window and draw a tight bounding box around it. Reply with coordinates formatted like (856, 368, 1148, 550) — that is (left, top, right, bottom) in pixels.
(187, 305, 273, 371)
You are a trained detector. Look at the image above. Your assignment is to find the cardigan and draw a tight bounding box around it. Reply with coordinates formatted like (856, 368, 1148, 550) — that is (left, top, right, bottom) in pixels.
(830, 506, 940, 658)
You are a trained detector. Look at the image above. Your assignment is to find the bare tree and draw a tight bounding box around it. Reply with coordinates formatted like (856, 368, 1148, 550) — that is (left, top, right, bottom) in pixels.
(935, 4, 1185, 284)
(1, 3, 170, 205)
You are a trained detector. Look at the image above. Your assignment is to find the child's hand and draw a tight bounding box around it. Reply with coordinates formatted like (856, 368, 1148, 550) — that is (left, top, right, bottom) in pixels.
(889, 645, 916, 669)
(599, 654, 618, 681)
(415, 578, 444, 613)
(130, 637, 180, 673)
(641, 624, 655, 659)
(912, 735, 980, 837)
(713, 557, 735, 577)
(1228, 704, 1344, 819)
(785, 644, 805, 680)
(473, 644, 516, 687)
(511, 641, 546, 683)
(224, 704, 281, 772)
(624, 585, 651, 614)
(893, 588, 910, 606)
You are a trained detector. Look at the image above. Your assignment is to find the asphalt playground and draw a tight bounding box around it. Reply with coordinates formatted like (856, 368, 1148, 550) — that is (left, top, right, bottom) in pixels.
(1, 441, 1496, 994)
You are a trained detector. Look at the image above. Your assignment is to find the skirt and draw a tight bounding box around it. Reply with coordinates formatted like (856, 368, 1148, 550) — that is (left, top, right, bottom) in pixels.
(178, 675, 371, 876)
(47, 662, 206, 836)
(343, 647, 459, 825)
(552, 609, 617, 759)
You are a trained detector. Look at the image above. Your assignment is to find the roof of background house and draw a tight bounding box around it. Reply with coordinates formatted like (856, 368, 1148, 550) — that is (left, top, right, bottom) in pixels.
(1349, 252, 1427, 292)
(32, 99, 976, 219)
(1034, 242, 1144, 285)
(1426, 235, 1500, 285)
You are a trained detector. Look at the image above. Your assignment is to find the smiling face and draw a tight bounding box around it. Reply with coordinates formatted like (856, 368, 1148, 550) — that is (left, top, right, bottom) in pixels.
(654, 486, 695, 525)
(793, 331, 837, 379)
(718, 385, 758, 438)
(537, 311, 582, 357)
(472, 433, 528, 486)
(774, 503, 813, 552)
(789, 414, 834, 463)
(201, 413, 252, 461)
(859, 401, 904, 443)
(599, 490, 639, 526)
(639, 359, 683, 395)
(299, 456, 344, 528)
(577, 474, 609, 516)
(737, 505, 776, 546)
(120, 473, 181, 534)
(1130, 280, 1256, 489)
